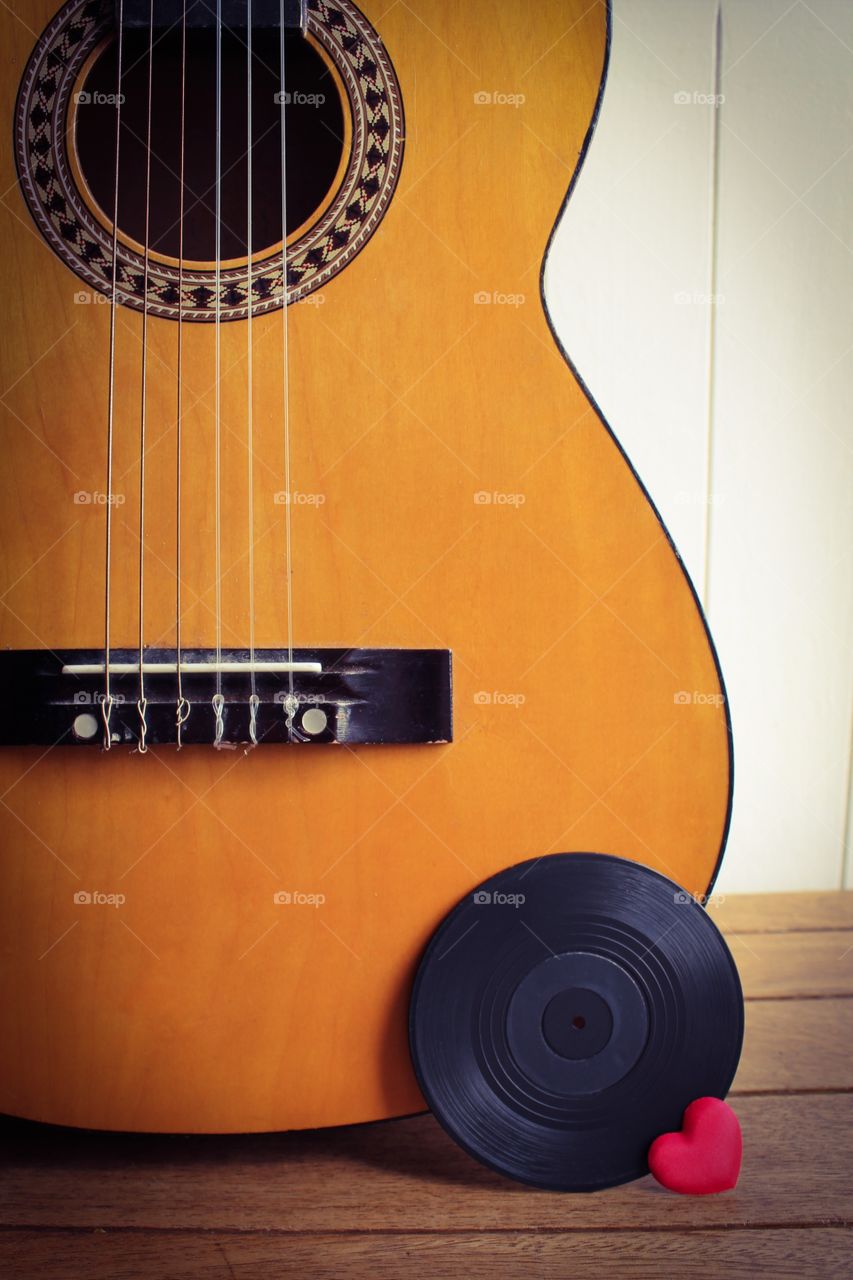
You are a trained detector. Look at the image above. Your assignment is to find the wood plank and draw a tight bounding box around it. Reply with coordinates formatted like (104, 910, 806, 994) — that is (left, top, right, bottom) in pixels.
(0, 1095, 850, 1232)
(731, 931, 853, 999)
(732, 998, 853, 1094)
(1, 1228, 851, 1280)
(715, 892, 853, 934)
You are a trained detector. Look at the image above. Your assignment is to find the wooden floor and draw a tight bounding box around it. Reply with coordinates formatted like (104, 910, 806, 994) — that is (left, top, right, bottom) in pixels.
(1, 892, 851, 1279)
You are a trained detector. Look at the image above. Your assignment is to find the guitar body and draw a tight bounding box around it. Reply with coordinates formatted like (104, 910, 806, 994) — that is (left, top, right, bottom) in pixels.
(0, 0, 731, 1132)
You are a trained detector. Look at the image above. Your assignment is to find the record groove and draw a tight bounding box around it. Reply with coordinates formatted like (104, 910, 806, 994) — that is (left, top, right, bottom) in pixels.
(409, 853, 743, 1191)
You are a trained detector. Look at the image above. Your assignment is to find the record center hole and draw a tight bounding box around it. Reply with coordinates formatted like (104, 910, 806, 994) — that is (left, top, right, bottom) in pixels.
(541, 987, 612, 1061)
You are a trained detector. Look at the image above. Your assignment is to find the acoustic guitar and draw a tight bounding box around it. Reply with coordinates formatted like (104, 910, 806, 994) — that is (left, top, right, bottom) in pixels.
(0, 0, 731, 1132)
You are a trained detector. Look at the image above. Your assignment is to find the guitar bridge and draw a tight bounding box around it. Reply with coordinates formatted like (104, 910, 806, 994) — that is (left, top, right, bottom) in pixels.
(0, 648, 453, 748)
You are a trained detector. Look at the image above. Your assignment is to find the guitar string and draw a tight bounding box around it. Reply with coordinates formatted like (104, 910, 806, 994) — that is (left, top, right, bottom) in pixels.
(176, 0, 190, 747)
(247, 0, 259, 746)
(136, 0, 156, 754)
(102, 0, 126, 750)
(213, 0, 225, 745)
(279, 0, 295, 735)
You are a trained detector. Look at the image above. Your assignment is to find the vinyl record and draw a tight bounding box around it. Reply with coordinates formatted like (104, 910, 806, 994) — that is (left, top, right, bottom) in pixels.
(409, 853, 743, 1192)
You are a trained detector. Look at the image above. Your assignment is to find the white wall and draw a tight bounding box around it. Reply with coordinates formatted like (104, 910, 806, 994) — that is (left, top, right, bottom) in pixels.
(545, 0, 853, 892)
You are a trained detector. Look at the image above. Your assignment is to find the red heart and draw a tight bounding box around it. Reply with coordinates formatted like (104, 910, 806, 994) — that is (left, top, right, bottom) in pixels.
(648, 1097, 742, 1195)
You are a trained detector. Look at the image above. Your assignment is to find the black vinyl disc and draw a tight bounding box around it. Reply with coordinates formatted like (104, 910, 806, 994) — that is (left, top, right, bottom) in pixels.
(409, 853, 744, 1192)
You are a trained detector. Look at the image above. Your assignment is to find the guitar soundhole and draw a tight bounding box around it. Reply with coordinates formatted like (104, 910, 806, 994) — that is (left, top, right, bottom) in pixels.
(16, 0, 404, 319)
(75, 29, 346, 263)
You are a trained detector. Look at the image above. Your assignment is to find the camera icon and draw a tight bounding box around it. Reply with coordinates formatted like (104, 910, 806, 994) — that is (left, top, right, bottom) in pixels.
(473, 290, 492, 305)
(73, 491, 92, 504)
(273, 891, 292, 905)
(473, 691, 491, 705)
(73, 291, 91, 304)
(673, 690, 692, 705)
(473, 890, 491, 904)
(274, 91, 291, 105)
(73, 690, 91, 704)
(473, 91, 492, 105)
(673, 90, 691, 105)
(473, 491, 492, 505)
(73, 890, 92, 905)
(74, 91, 92, 105)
